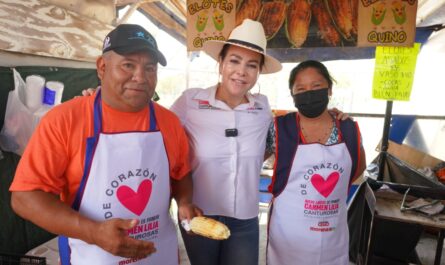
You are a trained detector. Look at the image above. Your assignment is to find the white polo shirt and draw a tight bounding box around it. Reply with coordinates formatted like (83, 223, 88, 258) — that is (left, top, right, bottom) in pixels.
(170, 86, 272, 219)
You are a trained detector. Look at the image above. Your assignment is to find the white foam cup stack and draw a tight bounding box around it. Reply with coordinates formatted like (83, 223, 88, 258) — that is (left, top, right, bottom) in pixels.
(24, 75, 45, 112)
(44, 81, 64, 106)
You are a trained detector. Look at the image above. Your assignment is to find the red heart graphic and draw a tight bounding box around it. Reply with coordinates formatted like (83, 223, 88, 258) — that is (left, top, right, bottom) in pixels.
(310, 172, 339, 198)
(116, 179, 152, 216)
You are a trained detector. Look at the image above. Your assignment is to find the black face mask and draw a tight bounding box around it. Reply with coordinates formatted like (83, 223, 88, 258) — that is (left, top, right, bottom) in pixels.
(293, 88, 329, 118)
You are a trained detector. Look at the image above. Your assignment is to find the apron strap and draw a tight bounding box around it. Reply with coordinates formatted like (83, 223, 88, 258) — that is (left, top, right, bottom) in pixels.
(93, 89, 103, 135)
(270, 112, 300, 196)
(72, 90, 103, 210)
(72, 136, 96, 211)
(94, 89, 157, 133)
(58, 236, 71, 265)
(148, 100, 157, 132)
(339, 119, 360, 184)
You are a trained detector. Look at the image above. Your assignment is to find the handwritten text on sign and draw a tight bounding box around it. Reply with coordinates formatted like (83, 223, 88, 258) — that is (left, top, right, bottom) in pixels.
(372, 43, 420, 101)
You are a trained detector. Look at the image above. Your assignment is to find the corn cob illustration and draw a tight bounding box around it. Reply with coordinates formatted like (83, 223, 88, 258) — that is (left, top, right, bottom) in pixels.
(212, 9, 225, 31)
(371, 2, 386, 26)
(258, 1, 287, 40)
(391, 0, 406, 25)
(312, 0, 341, 46)
(236, 0, 262, 26)
(324, 0, 355, 40)
(190, 216, 231, 240)
(196, 10, 209, 32)
(286, 0, 311, 47)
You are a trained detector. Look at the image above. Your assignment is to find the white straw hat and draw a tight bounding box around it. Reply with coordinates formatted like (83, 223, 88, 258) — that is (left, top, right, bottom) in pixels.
(202, 19, 282, 74)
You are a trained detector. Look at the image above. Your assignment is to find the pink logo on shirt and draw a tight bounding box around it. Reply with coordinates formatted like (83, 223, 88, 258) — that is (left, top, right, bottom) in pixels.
(198, 100, 210, 105)
(117, 179, 152, 216)
(310, 172, 339, 198)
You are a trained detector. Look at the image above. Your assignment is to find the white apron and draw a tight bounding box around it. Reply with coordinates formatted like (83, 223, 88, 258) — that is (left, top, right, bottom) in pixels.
(59, 92, 178, 265)
(267, 142, 352, 265)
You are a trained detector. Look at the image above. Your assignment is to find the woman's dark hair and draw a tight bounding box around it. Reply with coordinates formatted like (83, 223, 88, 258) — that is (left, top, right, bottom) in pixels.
(219, 44, 265, 71)
(288, 60, 335, 91)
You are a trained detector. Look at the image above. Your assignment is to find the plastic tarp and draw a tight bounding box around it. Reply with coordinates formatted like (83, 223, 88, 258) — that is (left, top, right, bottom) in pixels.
(372, 152, 445, 199)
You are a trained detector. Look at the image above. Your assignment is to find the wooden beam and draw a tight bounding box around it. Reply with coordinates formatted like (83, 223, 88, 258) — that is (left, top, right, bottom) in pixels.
(139, 3, 186, 39)
(116, 0, 138, 7)
(117, 0, 159, 25)
(170, 0, 187, 18)
(0, 0, 114, 62)
(44, 0, 116, 24)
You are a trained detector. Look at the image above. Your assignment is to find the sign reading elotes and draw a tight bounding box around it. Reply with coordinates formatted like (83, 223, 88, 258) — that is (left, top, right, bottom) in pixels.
(372, 43, 420, 101)
(186, 0, 235, 51)
(357, 0, 418, 47)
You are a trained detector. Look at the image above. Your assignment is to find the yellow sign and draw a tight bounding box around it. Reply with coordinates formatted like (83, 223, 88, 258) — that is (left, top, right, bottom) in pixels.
(372, 43, 420, 101)
(186, 0, 235, 52)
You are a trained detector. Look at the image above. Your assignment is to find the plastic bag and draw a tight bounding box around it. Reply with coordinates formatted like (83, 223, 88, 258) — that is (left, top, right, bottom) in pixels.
(0, 69, 45, 155)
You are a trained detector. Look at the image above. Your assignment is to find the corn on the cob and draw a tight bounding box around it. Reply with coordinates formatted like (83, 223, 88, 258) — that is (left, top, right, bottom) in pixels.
(189, 216, 231, 240)
(350, 0, 358, 36)
(312, 0, 341, 46)
(258, 1, 287, 40)
(236, 0, 262, 26)
(236, 0, 243, 10)
(286, 0, 311, 47)
(324, 0, 354, 40)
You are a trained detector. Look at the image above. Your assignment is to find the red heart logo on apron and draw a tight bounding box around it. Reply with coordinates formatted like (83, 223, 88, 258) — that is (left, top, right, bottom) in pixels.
(116, 179, 152, 216)
(310, 172, 339, 198)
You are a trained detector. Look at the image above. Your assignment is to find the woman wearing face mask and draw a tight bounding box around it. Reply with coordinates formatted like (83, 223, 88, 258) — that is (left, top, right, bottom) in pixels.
(170, 19, 282, 265)
(266, 60, 366, 265)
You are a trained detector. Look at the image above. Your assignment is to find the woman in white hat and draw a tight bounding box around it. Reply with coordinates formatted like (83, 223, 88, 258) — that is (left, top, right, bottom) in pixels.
(170, 19, 281, 265)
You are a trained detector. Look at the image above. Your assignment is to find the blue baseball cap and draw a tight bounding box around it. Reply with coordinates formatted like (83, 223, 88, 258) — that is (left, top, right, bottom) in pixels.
(102, 24, 167, 66)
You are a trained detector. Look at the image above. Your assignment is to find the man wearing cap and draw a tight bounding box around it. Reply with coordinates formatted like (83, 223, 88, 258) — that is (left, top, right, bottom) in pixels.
(10, 24, 201, 265)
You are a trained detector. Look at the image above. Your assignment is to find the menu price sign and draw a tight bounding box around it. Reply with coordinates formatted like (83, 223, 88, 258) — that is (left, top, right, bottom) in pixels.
(372, 43, 420, 101)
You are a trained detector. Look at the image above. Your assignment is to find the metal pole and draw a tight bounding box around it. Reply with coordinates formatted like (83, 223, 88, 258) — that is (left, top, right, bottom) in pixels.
(378, 101, 393, 181)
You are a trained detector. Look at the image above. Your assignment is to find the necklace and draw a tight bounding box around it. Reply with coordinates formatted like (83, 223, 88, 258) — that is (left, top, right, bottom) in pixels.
(300, 120, 334, 143)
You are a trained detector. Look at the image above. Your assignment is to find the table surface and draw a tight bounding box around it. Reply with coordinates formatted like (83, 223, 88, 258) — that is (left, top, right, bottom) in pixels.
(375, 190, 445, 229)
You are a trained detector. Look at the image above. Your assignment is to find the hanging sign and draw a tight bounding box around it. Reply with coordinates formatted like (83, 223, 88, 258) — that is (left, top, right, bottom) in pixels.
(357, 0, 418, 47)
(372, 43, 420, 101)
(186, 0, 236, 51)
(186, 0, 417, 51)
